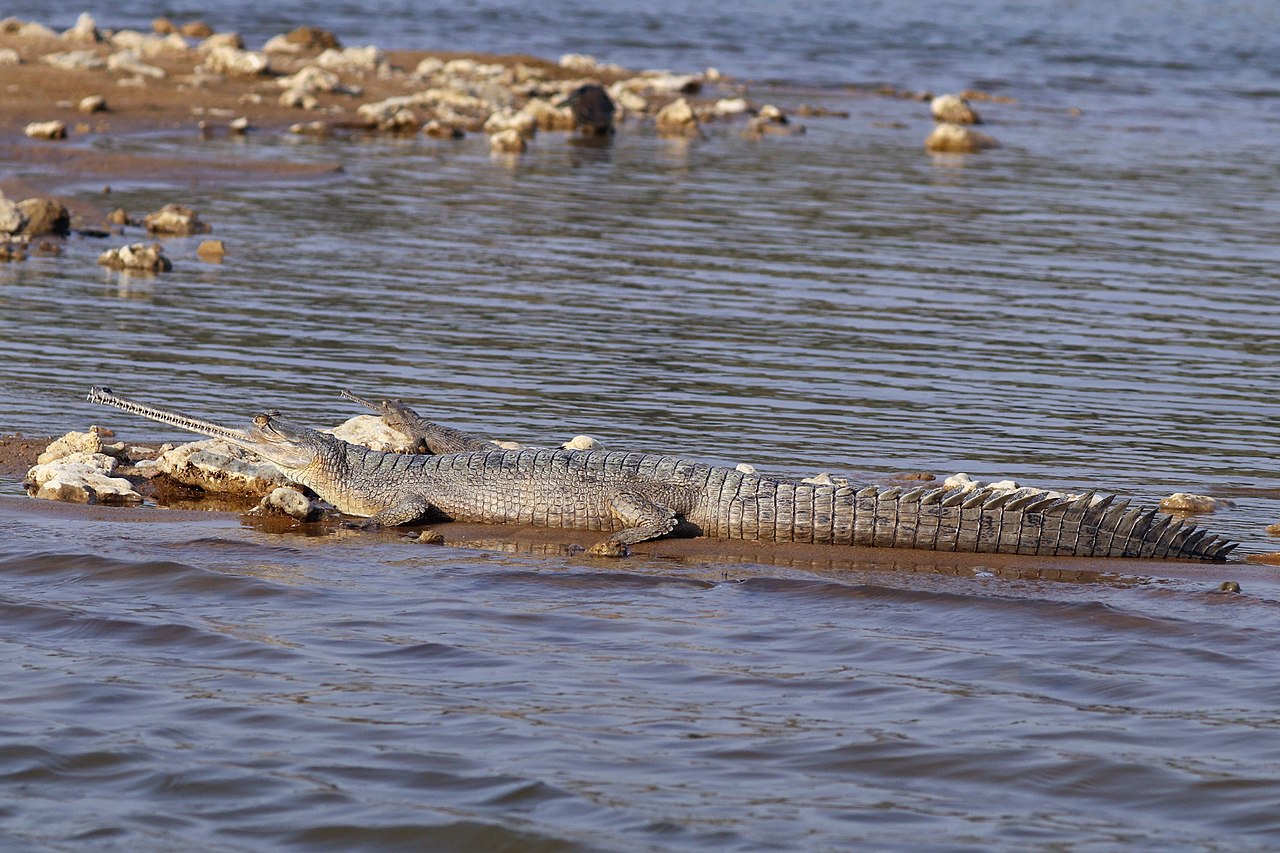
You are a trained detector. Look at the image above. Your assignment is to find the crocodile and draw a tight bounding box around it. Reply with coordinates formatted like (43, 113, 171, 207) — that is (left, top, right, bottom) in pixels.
(86, 386, 1240, 562)
(339, 389, 498, 454)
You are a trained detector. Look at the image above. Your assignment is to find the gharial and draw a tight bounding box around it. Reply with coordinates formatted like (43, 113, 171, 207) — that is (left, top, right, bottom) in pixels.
(86, 386, 1239, 562)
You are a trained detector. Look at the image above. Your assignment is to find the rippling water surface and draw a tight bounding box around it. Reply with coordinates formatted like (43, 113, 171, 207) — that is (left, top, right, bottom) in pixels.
(2, 0, 1280, 850)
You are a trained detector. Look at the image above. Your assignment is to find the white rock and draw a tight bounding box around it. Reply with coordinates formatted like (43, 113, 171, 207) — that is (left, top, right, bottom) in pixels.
(78, 94, 108, 113)
(357, 98, 421, 130)
(641, 72, 702, 94)
(943, 473, 979, 492)
(200, 45, 269, 76)
(37, 430, 104, 465)
(41, 49, 106, 71)
(107, 49, 166, 79)
(279, 88, 319, 110)
(253, 486, 319, 521)
(483, 108, 537, 140)
(714, 97, 750, 115)
(97, 242, 172, 272)
(278, 65, 342, 93)
(155, 440, 289, 497)
(655, 98, 700, 137)
(8, 20, 57, 39)
(23, 120, 67, 140)
(316, 46, 383, 74)
(324, 415, 416, 452)
(143, 203, 208, 235)
(987, 479, 1020, 492)
(520, 98, 575, 131)
(0, 48, 21, 66)
(930, 93, 981, 124)
(199, 32, 245, 51)
(110, 30, 187, 58)
(735, 463, 757, 474)
(61, 12, 101, 42)
(413, 56, 444, 77)
(561, 435, 602, 451)
(262, 34, 301, 54)
(0, 196, 28, 234)
(559, 53, 600, 71)
(607, 83, 647, 114)
(1159, 492, 1231, 513)
(25, 452, 142, 505)
(493, 440, 524, 450)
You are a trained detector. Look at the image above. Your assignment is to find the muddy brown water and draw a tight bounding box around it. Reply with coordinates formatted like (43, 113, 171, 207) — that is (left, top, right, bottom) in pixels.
(3, 1, 1280, 850)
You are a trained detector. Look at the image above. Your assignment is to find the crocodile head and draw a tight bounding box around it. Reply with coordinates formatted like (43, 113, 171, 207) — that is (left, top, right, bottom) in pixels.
(245, 410, 339, 472)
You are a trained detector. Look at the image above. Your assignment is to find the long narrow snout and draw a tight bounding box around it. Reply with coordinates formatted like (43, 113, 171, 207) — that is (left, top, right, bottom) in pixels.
(87, 386, 253, 443)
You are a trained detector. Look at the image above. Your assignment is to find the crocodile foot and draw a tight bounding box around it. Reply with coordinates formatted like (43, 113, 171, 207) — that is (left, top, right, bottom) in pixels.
(586, 540, 631, 558)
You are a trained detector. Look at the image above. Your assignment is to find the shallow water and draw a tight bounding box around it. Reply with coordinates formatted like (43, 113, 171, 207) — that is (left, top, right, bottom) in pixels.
(3, 1, 1280, 850)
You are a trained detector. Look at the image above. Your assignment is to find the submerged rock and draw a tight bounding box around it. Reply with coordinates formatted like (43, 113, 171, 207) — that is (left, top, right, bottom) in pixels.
(744, 104, 805, 138)
(144, 203, 210, 235)
(154, 439, 289, 498)
(521, 98, 576, 131)
(488, 127, 527, 154)
(925, 123, 1000, 153)
(196, 239, 226, 260)
(25, 451, 143, 505)
(655, 98, 701, 137)
(422, 119, 464, 139)
(483, 108, 538, 140)
(97, 242, 173, 272)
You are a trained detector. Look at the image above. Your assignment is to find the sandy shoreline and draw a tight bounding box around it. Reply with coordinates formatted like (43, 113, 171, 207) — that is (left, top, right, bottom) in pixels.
(0, 16, 717, 219)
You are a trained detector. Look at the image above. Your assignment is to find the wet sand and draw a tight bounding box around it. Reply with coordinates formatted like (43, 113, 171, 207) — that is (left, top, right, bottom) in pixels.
(1, 488, 1266, 594)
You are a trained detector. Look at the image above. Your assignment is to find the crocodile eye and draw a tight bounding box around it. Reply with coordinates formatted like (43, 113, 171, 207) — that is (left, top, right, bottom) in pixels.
(253, 414, 271, 427)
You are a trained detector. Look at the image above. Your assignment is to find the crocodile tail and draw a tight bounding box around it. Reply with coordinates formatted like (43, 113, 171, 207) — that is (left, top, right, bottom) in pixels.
(768, 481, 1238, 561)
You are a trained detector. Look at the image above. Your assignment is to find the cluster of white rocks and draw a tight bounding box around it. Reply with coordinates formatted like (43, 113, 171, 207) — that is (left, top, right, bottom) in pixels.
(4, 12, 825, 155)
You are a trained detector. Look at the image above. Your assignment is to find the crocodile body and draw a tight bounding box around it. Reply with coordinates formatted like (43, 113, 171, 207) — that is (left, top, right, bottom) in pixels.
(87, 387, 1239, 562)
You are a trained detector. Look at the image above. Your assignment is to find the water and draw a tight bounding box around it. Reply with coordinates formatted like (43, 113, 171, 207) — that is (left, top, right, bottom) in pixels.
(2, 1, 1280, 849)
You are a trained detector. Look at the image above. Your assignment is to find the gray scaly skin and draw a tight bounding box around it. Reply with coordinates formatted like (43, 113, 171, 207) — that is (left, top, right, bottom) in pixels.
(86, 387, 1240, 562)
(340, 389, 498, 454)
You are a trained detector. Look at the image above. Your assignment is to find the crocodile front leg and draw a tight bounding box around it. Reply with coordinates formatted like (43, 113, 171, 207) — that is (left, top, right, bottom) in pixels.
(586, 492, 680, 557)
(356, 494, 437, 528)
